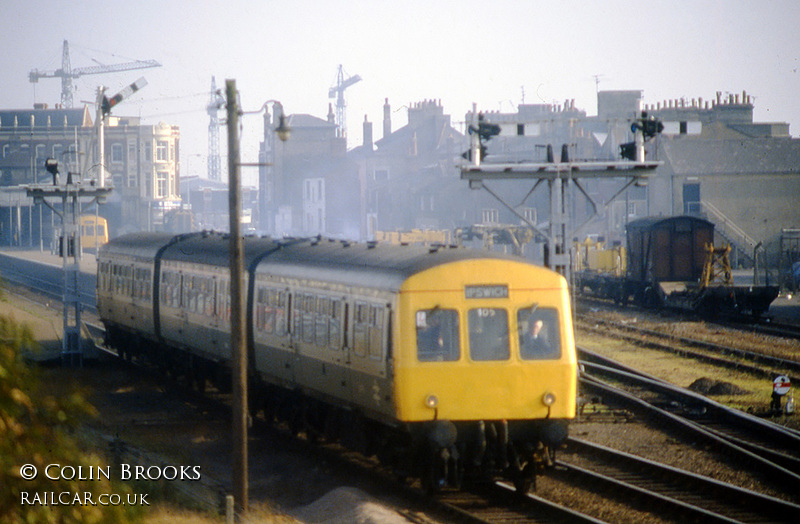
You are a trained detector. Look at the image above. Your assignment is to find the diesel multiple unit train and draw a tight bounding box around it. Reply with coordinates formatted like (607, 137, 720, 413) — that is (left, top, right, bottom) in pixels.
(97, 231, 578, 492)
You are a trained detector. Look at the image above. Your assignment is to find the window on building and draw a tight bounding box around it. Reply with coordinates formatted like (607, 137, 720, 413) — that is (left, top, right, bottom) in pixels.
(156, 141, 168, 161)
(482, 209, 499, 225)
(52, 144, 63, 161)
(128, 143, 136, 160)
(144, 142, 152, 162)
(156, 171, 168, 198)
(111, 143, 123, 163)
(522, 207, 537, 224)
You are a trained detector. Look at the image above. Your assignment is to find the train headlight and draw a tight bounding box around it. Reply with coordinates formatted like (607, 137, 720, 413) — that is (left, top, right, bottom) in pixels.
(425, 394, 439, 409)
(542, 391, 557, 406)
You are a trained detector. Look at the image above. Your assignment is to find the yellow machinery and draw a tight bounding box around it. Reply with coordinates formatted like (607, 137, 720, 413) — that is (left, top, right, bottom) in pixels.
(700, 242, 733, 288)
(375, 229, 452, 245)
(574, 237, 626, 276)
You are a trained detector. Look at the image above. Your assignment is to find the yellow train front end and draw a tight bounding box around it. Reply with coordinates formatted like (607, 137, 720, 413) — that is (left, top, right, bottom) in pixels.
(394, 258, 577, 491)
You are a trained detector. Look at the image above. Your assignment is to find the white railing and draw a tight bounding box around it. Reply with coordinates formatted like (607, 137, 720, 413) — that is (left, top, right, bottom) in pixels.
(700, 201, 757, 249)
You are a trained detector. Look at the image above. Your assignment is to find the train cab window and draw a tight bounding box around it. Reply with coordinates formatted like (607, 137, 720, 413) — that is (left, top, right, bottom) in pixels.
(468, 308, 509, 361)
(416, 308, 459, 362)
(517, 307, 561, 360)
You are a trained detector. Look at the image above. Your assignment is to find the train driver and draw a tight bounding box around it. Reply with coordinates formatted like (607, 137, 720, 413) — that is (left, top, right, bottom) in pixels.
(519, 310, 560, 360)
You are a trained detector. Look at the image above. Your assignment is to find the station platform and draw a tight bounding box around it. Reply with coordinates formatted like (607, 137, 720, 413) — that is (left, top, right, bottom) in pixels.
(0, 248, 97, 275)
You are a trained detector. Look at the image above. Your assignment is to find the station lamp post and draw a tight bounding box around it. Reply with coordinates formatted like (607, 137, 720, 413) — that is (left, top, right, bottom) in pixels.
(225, 79, 289, 517)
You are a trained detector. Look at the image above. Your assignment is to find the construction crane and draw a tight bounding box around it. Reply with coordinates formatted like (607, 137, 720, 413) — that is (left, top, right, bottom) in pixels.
(328, 64, 361, 142)
(29, 40, 161, 108)
(207, 76, 225, 182)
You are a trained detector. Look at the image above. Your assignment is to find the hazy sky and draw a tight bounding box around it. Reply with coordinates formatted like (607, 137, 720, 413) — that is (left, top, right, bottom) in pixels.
(2, 0, 799, 185)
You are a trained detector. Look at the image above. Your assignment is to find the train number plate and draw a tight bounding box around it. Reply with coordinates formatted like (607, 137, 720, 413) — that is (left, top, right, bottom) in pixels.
(465, 285, 508, 299)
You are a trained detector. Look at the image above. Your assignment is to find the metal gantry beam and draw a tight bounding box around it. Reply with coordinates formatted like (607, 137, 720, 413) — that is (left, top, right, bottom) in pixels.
(462, 159, 660, 279)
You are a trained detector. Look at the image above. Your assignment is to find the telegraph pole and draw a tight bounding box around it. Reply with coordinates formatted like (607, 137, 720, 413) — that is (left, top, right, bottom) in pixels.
(226, 78, 248, 515)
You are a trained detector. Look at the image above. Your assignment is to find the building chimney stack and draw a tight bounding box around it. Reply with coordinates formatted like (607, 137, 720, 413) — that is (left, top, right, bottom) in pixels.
(363, 115, 373, 151)
(383, 98, 391, 139)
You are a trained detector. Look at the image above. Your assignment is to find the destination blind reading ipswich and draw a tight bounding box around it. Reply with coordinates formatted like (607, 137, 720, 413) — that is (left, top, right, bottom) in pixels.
(465, 285, 508, 299)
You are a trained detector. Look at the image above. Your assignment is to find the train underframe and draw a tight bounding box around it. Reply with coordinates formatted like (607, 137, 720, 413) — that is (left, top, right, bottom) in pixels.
(104, 324, 568, 494)
(575, 271, 779, 319)
(255, 381, 569, 494)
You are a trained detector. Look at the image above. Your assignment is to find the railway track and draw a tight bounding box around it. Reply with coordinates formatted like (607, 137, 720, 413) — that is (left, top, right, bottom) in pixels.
(559, 438, 800, 523)
(577, 294, 800, 341)
(579, 349, 800, 487)
(576, 313, 800, 384)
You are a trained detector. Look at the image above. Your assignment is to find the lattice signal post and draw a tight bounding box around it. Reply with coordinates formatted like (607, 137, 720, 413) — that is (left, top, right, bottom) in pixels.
(27, 166, 111, 365)
(461, 111, 661, 280)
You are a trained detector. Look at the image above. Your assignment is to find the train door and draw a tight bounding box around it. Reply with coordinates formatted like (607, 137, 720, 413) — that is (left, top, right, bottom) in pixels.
(671, 219, 694, 281)
(251, 283, 294, 385)
(318, 296, 351, 401)
(346, 299, 393, 416)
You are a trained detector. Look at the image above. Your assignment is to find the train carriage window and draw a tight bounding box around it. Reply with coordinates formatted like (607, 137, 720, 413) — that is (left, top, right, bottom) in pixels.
(172, 272, 182, 308)
(255, 287, 267, 332)
(187, 275, 198, 313)
(291, 293, 304, 339)
(302, 295, 315, 344)
(124, 266, 133, 297)
(204, 278, 215, 317)
(142, 269, 152, 300)
(315, 297, 330, 346)
(329, 299, 342, 349)
(517, 307, 561, 360)
(416, 308, 459, 362)
(160, 272, 170, 306)
(368, 306, 384, 359)
(197, 277, 206, 315)
(216, 280, 230, 321)
(468, 308, 509, 361)
(353, 302, 369, 357)
(274, 289, 287, 336)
